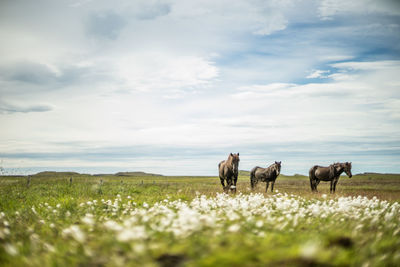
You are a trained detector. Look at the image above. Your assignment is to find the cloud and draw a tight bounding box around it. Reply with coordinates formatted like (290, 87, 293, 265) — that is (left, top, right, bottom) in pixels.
(1, 62, 60, 85)
(0, 100, 53, 114)
(132, 0, 171, 20)
(113, 54, 219, 95)
(318, 0, 400, 20)
(306, 70, 330, 79)
(86, 11, 126, 40)
(0, 60, 112, 90)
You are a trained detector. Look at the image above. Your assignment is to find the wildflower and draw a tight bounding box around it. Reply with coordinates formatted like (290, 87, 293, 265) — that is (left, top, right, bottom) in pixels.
(117, 226, 147, 242)
(82, 214, 95, 226)
(300, 241, 319, 259)
(256, 220, 264, 228)
(228, 224, 240, 232)
(3, 243, 18, 256)
(62, 225, 86, 243)
(104, 220, 123, 231)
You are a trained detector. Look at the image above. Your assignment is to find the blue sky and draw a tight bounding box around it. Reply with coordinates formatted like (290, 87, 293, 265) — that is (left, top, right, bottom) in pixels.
(0, 0, 399, 175)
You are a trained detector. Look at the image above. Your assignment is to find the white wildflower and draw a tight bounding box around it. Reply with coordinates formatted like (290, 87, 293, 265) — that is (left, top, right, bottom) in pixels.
(300, 241, 319, 259)
(62, 225, 86, 243)
(3, 243, 18, 256)
(117, 226, 147, 242)
(82, 214, 94, 226)
(256, 220, 264, 228)
(228, 224, 240, 232)
(104, 220, 123, 231)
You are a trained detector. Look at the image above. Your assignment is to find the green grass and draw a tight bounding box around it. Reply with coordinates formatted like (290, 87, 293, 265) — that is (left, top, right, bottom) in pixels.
(0, 172, 400, 266)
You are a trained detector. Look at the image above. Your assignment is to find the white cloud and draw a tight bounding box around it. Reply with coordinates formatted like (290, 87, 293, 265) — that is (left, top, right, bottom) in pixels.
(306, 70, 330, 79)
(318, 0, 400, 20)
(113, 53, 218, 95)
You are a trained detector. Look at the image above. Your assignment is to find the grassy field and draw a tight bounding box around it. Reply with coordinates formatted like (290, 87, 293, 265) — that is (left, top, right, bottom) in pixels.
(0, 172, 399, 266)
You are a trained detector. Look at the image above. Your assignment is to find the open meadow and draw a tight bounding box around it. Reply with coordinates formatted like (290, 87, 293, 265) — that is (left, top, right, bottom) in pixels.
(0, 172, 400, 266)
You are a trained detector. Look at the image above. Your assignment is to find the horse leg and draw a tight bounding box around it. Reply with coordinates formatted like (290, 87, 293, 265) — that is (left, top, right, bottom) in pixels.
(310, 178, 315, 192)
(219, 176, 225, 188)
(330, 180, 333, 193)
(265, 181, 269, 192)
(315, 180, 320, 192)
(333, 179, 338, 193)
(233, 176, 238, 193)
(250, 178, 255, 190)
(271, 181, 275, 192)
(226, 177, 233, 193)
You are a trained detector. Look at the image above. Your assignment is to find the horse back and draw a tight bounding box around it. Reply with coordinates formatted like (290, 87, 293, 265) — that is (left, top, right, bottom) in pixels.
(250, 166, 260, 174)
(219, 160, 229, 177)
(314, 166, 333, 181)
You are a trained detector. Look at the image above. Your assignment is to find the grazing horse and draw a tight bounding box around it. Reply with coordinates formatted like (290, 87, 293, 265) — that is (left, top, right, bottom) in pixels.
(218, 153, 240, 193)
(250, 161, 281, 192)
(309, 162, 352, 193)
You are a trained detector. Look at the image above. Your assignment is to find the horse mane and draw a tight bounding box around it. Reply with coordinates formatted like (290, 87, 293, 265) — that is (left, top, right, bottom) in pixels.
(266, 162, 279, 175)
(226, 154, 233, 165)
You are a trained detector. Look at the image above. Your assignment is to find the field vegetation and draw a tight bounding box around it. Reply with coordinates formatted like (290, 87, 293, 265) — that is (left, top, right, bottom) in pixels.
(0, 171, 399, 266)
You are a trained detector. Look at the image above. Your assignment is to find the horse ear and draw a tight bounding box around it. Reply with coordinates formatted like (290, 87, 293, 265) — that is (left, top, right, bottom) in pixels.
(237, 153, 239, 156)
(230, 153, 233, 156)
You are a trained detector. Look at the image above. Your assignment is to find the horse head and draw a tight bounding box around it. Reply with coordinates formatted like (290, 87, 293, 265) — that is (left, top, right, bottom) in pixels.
(274, 161, 282, 176)
(334, 162, 352, 178)
(230, 153, 240, 176)
(344, 162, 352, 178)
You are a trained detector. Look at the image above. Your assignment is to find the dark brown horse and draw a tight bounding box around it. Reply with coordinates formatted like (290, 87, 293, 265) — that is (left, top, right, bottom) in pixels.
(250, 161, 281, 192)
(218, 153, 240, 193)
(309, 162, 352, 193)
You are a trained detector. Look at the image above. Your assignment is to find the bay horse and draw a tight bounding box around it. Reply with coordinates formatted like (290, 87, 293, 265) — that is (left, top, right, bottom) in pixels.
(309, 162, 352, 193)
(218, 153, 240, 193)
(250, 161, 281, 192)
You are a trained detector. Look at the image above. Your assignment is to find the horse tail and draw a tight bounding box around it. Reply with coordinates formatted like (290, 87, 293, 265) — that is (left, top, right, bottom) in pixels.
(250, 167, 258, 190)
(309, 166, 318, 191)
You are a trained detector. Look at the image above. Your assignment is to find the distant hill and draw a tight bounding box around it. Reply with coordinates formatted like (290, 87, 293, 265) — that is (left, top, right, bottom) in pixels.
(33, 171, 81, 177)
(114, 171, 162, 177)
(239, 170, 250, 176)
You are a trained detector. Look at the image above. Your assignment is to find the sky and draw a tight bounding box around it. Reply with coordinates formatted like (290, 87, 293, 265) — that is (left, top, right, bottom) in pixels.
(0, 0, 400, 175)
